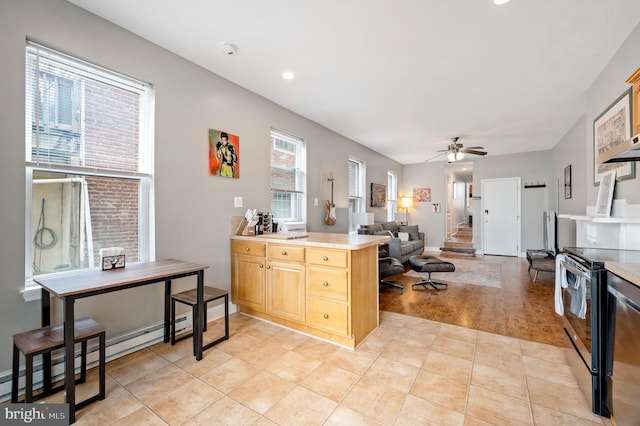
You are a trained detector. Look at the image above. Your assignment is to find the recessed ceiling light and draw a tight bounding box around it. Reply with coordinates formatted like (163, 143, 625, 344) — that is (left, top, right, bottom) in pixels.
(493, 0, 511, 4)
(282, 71, 295, 80)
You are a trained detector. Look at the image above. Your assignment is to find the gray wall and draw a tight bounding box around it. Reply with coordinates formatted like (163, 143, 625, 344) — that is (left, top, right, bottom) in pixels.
(0, 0, 401, 372)
(553, 21, 640, 249)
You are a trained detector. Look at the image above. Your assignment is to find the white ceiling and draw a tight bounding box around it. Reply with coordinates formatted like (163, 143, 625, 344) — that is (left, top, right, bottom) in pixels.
(68, 0, 640, 165)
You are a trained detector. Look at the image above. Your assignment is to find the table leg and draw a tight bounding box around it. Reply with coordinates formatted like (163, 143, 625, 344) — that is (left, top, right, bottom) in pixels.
(164, 280, 171, 343)
(41, 288, 53, 394)
(195, 269, 204, 360)
(64, 296, 76, 424)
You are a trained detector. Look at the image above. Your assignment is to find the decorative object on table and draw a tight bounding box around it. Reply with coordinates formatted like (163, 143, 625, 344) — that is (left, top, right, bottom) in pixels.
(325, 176, 336, 225)
(413, 188, 431, 202)
(626, 66, 640, 136)
(593, 88, 634, 184)
(564, 165, 572, 199)
(352, 212, 374, 230)
(370, 183, 386, 207)
(595, 170, 616, 216)
(209, 129, 240, 178)
(100, 247, 125, 270)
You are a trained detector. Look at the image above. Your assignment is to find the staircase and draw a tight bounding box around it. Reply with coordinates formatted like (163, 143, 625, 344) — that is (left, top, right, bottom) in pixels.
(441, 226, 475, 255)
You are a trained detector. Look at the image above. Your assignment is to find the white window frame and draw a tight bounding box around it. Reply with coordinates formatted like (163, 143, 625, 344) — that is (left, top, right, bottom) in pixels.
(270, 129, 306, 224)
(348, 157, 366, 233)
(387, 170, 398, 222)
(23, 42, 155, 301)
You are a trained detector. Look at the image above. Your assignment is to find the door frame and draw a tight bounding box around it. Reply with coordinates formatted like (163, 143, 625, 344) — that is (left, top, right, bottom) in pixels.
(481, 177, 521, 256)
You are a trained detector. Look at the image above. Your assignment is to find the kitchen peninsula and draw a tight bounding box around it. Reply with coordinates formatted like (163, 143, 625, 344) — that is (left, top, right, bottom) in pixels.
(230, 232, 390, 348)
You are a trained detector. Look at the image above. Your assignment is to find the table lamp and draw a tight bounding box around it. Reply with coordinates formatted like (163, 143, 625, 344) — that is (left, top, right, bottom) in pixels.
(399, 197, 413, 224)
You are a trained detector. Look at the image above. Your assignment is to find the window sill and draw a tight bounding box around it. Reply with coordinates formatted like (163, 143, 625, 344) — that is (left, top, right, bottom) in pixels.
(22, 283, 42, 302)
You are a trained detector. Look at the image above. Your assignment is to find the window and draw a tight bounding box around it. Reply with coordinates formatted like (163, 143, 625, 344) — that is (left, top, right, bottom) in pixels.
(387, 171, 398, 221)
(25, 42, 154, 297)
(348, 158, 365, 232)
(270, 129, 306, 222)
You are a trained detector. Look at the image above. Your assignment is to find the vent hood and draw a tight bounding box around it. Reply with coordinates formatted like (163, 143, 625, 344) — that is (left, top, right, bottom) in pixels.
(597, 134, 640, 164)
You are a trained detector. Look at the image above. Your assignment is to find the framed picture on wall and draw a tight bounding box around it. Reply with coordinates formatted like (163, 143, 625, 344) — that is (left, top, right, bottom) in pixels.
(564, 165, 572, 199)
(593, 88, 634, 185)
(370, 183, 386, 207)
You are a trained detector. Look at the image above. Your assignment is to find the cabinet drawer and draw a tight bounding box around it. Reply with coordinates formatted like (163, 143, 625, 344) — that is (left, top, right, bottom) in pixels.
(234, 241, 266, 257)
(268, 244, 305, 262)
(308, 267, 348, 301)
(307, 248, 348, 268)
(307, 298, 348, 335)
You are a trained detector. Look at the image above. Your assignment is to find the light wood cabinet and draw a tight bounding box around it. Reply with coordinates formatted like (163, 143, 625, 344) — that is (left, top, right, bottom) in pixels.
(231, 235, 381, 348)
(266, 244, 306, 323)
(233, 242, 267, 311)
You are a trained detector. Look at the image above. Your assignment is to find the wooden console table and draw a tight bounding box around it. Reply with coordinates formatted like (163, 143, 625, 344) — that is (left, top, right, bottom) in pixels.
(34, 259, 208, 423)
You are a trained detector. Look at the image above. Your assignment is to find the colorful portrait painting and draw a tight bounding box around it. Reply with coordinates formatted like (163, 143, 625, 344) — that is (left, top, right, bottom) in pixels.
(413, 187, 431, 202)
(209, 129, 240, 178)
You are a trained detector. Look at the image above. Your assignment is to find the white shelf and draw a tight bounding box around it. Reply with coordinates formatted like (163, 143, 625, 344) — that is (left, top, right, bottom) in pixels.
(558, 214, 640, 223)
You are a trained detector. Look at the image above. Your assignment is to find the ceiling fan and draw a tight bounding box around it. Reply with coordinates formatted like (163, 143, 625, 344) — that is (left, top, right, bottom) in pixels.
(425, 137, 488, 162)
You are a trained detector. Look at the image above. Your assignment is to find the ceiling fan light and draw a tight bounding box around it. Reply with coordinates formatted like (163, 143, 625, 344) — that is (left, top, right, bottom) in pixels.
(493, 0, 511, 5)
(457, 152, 465, 161)
(447, 152, 456, 162)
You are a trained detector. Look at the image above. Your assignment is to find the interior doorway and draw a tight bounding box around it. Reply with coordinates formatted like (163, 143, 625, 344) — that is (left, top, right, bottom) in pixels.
(443, 162, 474, 254)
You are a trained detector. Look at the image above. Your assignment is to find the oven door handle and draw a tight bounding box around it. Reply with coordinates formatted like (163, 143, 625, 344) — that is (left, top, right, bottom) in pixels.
(561, 260, 590, 279)
(608, 285, 640, 314)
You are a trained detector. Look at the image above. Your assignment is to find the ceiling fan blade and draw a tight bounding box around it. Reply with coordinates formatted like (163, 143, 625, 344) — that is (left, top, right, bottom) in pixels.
(424, 152, 447, 162)
(462, 149, 487, 156)
(462, 146, 485, 150)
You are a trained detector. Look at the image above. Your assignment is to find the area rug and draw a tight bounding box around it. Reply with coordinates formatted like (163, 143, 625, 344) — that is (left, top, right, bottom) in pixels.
(405, 258, 502, 288)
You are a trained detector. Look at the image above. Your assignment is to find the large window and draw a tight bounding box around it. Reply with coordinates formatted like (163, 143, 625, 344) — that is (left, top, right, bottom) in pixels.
(270, 129, 306, 222)
(25, 42, 154, 294)
(348, 158, 365, 232)
(387, 170, 398, 221)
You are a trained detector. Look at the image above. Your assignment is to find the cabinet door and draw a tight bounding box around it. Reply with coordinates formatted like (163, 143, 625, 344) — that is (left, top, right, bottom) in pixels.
(267, 261, 306, 323)
(235, 255, 266, 311)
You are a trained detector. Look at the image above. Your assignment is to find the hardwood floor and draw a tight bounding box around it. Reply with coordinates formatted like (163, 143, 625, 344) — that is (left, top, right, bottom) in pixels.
(379, 252, 568, 347)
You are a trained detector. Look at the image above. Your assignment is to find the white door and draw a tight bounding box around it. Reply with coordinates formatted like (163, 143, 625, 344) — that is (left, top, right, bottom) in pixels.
(482, 177, 521, 256)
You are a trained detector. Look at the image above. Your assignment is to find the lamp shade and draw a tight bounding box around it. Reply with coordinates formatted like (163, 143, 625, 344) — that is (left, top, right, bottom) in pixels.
(400, 197, 413, 209)
(353, 212, 374, 226)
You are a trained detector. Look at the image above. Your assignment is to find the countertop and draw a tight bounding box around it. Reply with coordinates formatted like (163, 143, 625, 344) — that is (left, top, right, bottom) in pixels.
(230, 231, 390, 250)
(606, 262, 640, 287)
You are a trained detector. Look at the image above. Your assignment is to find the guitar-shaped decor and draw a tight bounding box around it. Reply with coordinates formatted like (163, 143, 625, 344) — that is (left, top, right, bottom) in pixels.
(325, 177, 336, 226)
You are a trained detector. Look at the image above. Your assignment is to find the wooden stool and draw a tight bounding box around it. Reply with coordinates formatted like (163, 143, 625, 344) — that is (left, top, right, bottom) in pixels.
(11, 317, 106, 408)
(171, 286, 229, 354)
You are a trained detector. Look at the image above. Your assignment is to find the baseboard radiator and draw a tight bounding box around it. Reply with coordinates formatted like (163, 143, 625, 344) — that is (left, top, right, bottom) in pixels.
(0, 304, 233, 402)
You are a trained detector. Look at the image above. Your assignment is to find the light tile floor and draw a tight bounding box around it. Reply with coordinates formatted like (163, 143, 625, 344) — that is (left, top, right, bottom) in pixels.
(48, 312, 612, 425)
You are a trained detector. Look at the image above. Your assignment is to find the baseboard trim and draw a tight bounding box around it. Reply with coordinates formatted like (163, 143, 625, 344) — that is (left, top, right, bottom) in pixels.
(0, 303, 235, 402)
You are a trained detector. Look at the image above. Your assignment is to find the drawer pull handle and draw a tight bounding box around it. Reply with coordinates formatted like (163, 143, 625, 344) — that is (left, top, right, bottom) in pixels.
(258, 264, 264, 269)
(323, 314, 329, 319)
(281, 251, 287, 255)
(323, 256, 329, 261)
(323, 281, 329, 286)
(245, 247, 250, 251)
(266, 265, 271, 269)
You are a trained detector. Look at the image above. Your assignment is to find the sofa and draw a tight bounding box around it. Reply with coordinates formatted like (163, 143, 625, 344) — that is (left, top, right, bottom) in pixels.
(358, 221, 425, 263)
